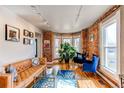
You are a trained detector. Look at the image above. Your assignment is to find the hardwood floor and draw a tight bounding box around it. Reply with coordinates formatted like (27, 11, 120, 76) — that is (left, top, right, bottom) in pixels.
(53, 63, 111, 88)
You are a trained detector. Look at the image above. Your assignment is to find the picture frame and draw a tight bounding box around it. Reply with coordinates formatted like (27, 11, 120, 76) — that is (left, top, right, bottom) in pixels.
(44, 40, 50, 49)
(23, 38, 30, 45)
(23, 29, 30, 37)
(5, 24, 20, 42)
(89, 33, 95, 42)
(29, 32, 34, 38)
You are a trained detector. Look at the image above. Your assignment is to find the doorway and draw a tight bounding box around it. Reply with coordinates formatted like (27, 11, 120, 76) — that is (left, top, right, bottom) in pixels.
(35, 32, 42, 58)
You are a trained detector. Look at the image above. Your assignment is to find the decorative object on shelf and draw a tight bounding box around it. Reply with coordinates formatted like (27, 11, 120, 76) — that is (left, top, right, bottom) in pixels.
(23, 38, 30, 45)
(89, 33, 95, 42)
(29, 32, 34, 38)
(44, 40, 50, 49)
(5, 24, 20, 42)
(23, 29, 30, 37)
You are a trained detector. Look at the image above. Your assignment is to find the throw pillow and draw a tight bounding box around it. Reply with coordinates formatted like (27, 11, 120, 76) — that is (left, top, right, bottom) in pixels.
(6, 65, 18, 82)
(32, 58, 40, 66)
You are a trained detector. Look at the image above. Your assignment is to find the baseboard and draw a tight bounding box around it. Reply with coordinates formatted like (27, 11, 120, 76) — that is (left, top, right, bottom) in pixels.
(97, 71, 119, 88)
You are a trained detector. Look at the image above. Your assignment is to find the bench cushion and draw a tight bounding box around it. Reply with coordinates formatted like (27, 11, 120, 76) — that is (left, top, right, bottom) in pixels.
(13, 65, 46, 88)
(12, 59, 32, 73)
(2, 58, 47, 88)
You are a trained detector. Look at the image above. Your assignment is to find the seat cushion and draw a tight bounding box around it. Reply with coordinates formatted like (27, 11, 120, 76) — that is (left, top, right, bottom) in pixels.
(13, 65, 43, 87)
(5, 59, 32, 74)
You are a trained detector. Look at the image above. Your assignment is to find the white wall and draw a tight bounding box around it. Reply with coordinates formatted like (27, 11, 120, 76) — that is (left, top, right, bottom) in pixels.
(0, 6, 42, 66)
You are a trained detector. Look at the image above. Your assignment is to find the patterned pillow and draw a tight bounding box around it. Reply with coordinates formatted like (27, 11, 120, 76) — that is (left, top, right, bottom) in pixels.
(6, 65, 18, 82)
(32, 58, 40, 66)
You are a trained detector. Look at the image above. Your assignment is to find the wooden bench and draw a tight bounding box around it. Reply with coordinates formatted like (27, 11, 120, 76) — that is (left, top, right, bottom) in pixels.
(0, 58, 47, 88)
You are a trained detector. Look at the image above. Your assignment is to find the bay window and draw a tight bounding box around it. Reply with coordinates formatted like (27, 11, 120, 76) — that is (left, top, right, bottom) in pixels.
(54, 33, 81, 59)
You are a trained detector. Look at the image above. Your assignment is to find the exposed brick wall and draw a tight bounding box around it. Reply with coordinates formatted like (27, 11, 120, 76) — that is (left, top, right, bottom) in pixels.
(82, 28, 88, 52)
(43, 31, 53, 62)
(86, 24, 99, 58)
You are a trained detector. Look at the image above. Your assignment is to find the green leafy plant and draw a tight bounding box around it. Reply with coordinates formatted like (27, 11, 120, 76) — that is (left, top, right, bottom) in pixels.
(58, 42, 76, 63)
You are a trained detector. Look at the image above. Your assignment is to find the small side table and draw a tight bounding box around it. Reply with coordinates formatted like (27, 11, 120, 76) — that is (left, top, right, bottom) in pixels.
(0, 73, 13, 88)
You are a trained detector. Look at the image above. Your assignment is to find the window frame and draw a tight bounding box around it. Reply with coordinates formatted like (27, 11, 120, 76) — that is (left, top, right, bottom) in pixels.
(102, 20, 117, 73)
(100, 10, 120, 76)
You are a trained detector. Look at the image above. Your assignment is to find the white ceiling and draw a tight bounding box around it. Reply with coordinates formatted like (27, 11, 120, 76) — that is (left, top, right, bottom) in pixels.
(4, 5, 112, 33)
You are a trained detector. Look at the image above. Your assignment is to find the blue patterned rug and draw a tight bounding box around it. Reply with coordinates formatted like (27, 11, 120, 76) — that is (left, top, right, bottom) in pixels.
(32, 70, 77, 88)
(57, 70, 75, 79)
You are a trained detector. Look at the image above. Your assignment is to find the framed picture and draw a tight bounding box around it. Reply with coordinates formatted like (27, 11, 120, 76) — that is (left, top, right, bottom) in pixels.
(44, 40, 50, 49)
(5, 24, 20, 42)
(29, 32, 34, 38)
(23, 29, 30, 37)
(89, 33, 95, 42)
(23, 38, 30, 45)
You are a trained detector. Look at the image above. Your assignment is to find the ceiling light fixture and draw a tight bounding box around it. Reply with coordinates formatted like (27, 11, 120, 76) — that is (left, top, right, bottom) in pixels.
(30, 5, 50, 28)
(73, 5, 82, 28)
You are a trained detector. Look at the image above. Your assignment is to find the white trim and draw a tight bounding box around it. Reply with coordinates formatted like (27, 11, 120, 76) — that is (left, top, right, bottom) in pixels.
(97, 71, 119, 88)
(99, 10, 120, 80)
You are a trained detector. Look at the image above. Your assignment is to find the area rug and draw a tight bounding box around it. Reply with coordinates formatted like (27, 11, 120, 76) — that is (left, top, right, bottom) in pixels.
(57, 70, 77, 88)
(57, 79, 77, 88)
(32, 70, 77, 88)
(57, 70, 75, 79)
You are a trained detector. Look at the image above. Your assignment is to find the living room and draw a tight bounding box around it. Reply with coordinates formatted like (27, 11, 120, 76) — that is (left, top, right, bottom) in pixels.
(0, 4, 124, 89)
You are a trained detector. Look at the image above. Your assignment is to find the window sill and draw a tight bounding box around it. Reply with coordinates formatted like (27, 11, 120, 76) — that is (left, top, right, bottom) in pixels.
(98, 65, 120, 87)
(102, 66, 116, 74)
(100, 65, 119, 81)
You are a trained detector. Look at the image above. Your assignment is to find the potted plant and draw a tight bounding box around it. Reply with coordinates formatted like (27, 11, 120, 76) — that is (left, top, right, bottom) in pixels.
(58, 42, 76, 63)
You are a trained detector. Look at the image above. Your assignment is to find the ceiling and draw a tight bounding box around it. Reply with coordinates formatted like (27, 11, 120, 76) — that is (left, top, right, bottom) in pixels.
(4, 5, 112, 33)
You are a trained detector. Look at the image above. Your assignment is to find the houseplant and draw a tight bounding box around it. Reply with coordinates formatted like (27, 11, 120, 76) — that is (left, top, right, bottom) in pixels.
(58, 42, 76, 63)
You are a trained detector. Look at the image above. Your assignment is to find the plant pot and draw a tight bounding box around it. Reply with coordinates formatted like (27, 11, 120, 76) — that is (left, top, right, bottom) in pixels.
(64, 58, 69, 63)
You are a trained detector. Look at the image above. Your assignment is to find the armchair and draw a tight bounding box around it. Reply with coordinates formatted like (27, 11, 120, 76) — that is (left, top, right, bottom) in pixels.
(83, 55, 99, 73)
(73, 52, 86, 64)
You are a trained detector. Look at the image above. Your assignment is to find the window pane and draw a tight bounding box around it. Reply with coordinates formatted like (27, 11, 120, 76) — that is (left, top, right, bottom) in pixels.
(55, 38, 61, 48)
(104, 22, 117, 46)
(73, 38, 80, 52)
(63, 38, 72, 45)
(54, 38, 61, 58)
(105, 48, 117, 72)
(55, 47, 59, 58)
(102, 21, 117, 73)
